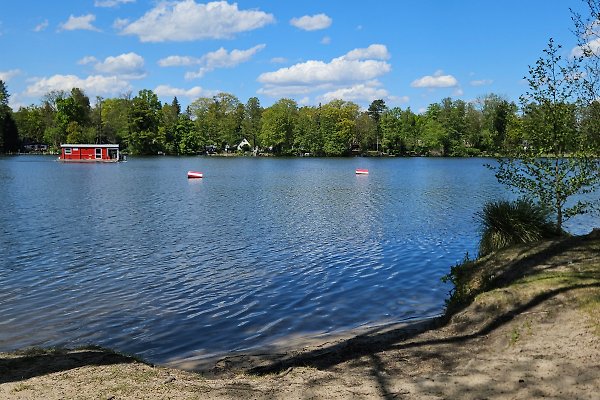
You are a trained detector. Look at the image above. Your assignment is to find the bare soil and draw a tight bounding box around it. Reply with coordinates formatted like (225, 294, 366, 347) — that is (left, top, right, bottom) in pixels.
(2, 231, 599, 399)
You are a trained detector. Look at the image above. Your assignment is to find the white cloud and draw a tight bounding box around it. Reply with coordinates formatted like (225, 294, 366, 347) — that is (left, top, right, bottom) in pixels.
(78, 56, 98, 65)
(257, 45, 393, 103)
(158, 56, 200, 67)
(270, 57, 288, 64)
(93, 52, 146, 79)
(154, 84, 217, 99)
(321, 36, 331, 45)
(298, 97, 311, 105)
(257, 84, 326, 98)
(411, 70, 458, 88)
(317, 80, 404, 104)
(258, 45, 391, 86)
(571, 37, 600, 57)
(0, 69, 21, 82)
(186, 45, 266, 79)
(113, 18, 129, 30)
(470, 79, 493, 87)
(59, 14, 100, 32)
(95, 0, 135, 7)
(119, 0, 274, 42)
(158, 45, 265, 79)
(34, 20, 49, 32)
(319, 82, 390, 103)
(25, 74, 131, 97)
(290, 14, 332, 31)
(343, 44, 390, 61)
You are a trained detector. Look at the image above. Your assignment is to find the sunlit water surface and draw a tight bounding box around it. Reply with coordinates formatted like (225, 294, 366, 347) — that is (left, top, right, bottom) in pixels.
(0, 156, 596, 364)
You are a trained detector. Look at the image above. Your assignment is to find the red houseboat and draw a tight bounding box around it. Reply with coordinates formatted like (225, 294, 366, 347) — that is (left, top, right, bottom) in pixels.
(58, 144, 122, 162)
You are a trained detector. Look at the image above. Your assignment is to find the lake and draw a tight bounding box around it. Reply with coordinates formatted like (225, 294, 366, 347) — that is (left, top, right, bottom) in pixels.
(0, 156, 596, 364)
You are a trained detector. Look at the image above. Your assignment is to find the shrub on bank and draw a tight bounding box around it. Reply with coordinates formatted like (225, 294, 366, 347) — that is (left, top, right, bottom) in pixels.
(478, 199, 562, 256)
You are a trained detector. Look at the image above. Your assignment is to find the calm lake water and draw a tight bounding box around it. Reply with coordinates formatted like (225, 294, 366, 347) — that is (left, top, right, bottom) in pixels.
(0, 156, 597, 364)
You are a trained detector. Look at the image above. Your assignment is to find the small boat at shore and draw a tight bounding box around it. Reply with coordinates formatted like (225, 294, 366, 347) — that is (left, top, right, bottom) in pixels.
(355, 169, 369, 175)
(187, 171, 203, 179)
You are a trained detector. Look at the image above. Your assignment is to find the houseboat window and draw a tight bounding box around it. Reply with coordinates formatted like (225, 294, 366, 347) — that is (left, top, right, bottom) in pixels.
(95, 148, 102, 159)
(64, 148, 72, 154)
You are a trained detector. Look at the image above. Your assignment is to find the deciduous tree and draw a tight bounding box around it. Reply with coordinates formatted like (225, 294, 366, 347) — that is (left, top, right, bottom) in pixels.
(492, 39, 600, 231)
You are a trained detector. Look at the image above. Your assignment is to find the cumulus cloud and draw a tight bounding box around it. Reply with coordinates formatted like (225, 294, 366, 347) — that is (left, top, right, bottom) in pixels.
(470, 79, 493, 87)
(0, 69, 21, 82)
(95, 0, 135, 7)
(344, 44, 390, 61)
(571, 38, 600, 57)
(93, 52, 146, 79)
(319, 81, 390, 103)
(258, 45, 391, 86)
(257, 84, 327, 98)
(34, 20, 49, 32)
(411, 70, 458, 88)
(290, 14, 332, 31)
(59, 14, 100, 32)
(158, 45, 265, 79)
(25, 74, 131, 97)
(257, 45, 394, 104)
(118, 0, 274, 42)
(154, 84, 218, 99)
(78, 56, 98, 65)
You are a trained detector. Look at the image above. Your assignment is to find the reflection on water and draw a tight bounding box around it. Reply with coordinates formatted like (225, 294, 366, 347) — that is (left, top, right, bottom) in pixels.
(0, 156, 596, 363)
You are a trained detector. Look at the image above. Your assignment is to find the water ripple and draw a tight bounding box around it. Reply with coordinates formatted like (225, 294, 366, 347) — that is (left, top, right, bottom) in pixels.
(0, 156, 597, 363)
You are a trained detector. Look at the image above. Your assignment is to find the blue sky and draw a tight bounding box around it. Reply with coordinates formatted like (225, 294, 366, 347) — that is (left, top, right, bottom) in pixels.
(0, 0, 588, 112)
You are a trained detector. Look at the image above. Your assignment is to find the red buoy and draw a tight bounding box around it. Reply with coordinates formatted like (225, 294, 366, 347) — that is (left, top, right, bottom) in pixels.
(355, 168, 369, 175)
(187, 171, 203, 179)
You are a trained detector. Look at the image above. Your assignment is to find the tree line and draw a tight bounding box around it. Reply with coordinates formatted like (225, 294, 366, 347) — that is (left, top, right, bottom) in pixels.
(1, 82, 598, 157)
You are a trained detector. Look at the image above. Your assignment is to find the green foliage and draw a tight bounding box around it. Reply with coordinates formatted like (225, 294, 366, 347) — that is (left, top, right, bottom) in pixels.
(0, 80, 20, 153)
(260, 98, 298, 153)
(441, 252, 486, 311)
(492, 38, 600, 231)
(127, 89, 163, 154)
(478, 199, 562, 256)
(242, 97, 262, 149)
(14, 105, 47, 143)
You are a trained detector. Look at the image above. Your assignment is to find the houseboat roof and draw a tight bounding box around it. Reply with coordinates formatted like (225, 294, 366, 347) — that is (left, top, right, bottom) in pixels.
(60, 144, 119, 148)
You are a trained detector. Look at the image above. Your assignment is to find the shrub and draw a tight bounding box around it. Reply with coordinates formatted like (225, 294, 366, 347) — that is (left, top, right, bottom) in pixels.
(478, 199, 562, 256)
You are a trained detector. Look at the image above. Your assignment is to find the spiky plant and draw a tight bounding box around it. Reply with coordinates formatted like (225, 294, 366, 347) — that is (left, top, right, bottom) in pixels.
(478, 199, 562, 256)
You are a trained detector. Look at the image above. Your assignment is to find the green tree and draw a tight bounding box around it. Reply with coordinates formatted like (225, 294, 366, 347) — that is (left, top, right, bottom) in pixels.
(177, 114, 203, 155)
(572, 0, 600, 151)
(492, 38, 600, 231)
(242, 97, 262, 149)
(128, 89, 164, 154)
(420, 118, 447, 155)
(160, 99, 180, 154)
(571, 0, 600, 101)
(294, 105, 322, 155)
(260, 98, 298, 154)
(101, 97, 130, 144)
(380, 107, 404, 154)
(14, 105, 47, 144)
(0, 80, 20, 153)
(367, 99, 387, 152)
(320, 100, 359, 156)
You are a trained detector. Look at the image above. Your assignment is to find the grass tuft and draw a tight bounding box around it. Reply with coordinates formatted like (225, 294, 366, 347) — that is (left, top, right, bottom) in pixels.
(478, 199, 562, 256)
